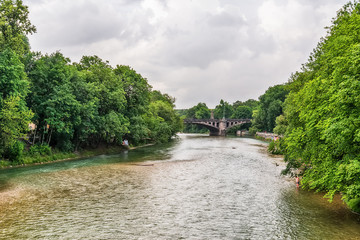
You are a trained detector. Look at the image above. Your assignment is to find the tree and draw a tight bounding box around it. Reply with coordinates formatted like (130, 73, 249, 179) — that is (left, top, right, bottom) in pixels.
(214, 99, 233, 119)
(145, 93, 182, 143)
(0, 48, 28, 100)
(70, 71, 99, 150)
(150, 90, 175, 108)
(186, 102, 211, 119)
(183, 102, 211, 133)
(231, 105, 252, 119)
(281, 1, 360, 212)
(0, 0, 36, 55)
(0, 48, 31, 159)
(76, 56, 129, 147)
(233, 99, 258, 110)
(0, 96, 32, 159)
(27, 52, 78, 150)
(251, 84, 288, 132)
(114, 65, 152, 144)
(273, 114, 287, 135)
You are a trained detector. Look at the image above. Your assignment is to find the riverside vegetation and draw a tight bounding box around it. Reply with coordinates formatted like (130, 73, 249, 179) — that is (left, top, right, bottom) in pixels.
(279, 2, 360, 213)
(1, 0, 360, 213)
(0, 0, 182, 167)
(182, 1, 360, 213)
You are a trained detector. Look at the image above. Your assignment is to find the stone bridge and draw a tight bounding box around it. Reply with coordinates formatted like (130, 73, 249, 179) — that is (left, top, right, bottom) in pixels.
(184, 118, 251, 136)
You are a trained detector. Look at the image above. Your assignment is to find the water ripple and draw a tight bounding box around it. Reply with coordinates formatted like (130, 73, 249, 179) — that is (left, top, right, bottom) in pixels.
(0, 135, 359, 239)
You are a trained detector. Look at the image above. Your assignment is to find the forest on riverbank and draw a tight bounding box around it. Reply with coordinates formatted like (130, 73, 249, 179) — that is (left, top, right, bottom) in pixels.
(182, 1, 360, 213)
(278, 2, 360, 213)
(1, 0, 360, 213)
(0, 0, 182, 166)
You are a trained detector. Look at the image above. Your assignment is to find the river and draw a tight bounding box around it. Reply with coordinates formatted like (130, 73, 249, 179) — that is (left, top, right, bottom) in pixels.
(0, 134, 359, 239)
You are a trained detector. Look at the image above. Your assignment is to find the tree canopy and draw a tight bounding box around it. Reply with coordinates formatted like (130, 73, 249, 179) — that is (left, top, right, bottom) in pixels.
(250, 84, 288, 133)
(0, 0, 36, 55)
(0, 0, 181, 161)
(279, 1, 360, 212)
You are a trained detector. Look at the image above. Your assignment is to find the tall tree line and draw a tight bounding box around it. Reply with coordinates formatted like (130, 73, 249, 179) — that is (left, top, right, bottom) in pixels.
(0, 0, 182, 162)
(276, 1, 360, 212)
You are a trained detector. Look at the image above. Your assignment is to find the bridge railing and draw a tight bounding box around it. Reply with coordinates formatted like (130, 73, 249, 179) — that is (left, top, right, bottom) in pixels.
(184, 118, 251, 122)
(184, 119, 220, 123)
(224, 119, 251, 122)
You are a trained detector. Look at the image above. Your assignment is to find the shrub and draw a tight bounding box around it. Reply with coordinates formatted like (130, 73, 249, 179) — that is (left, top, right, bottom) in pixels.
(29, 144, 52, 156)
(268, 139, 285, 155)
(8, 141, 25, 163)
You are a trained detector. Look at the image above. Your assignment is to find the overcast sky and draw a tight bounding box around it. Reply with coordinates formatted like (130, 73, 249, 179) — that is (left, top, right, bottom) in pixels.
(24, 0, 348, 109)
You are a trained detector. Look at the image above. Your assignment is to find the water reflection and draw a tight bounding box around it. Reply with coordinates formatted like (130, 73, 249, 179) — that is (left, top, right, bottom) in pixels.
(0, 134, 359, 239)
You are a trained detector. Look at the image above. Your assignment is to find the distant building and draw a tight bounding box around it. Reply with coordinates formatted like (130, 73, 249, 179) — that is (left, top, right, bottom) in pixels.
(29, 123, 36, 131)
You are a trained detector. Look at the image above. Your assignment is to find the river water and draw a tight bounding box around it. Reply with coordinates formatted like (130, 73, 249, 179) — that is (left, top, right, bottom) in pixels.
(0, 134, 359, 239)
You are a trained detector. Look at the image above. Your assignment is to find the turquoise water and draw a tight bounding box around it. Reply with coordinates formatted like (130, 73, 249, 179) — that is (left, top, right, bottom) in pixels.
(0, 134, 359, 239)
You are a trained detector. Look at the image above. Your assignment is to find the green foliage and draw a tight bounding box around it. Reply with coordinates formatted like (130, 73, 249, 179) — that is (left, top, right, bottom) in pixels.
(6, 140, 24, 162)
(0, 48, 28, 99)
(0, 19, 32, 160)
(0, 0, 182, 167)
(27, 52, 80, 149)
(114, 65, 152, 115)
(232, 99, 259, 110)
(186, 102, 211, 119)
(150, 90, 175, 108)
(281, 1, 360, 212)
(127, 115, 149, 145)
(24, 52, 180, 150)
(183, 102, 211, 133)
(214, 99, 233, 119)
(273, 115, 287, 135)
(0, 160, 10, 167)
(249, 109, 260, 135)
(154, 122, 172, 143)
(28, 144, 52, 156)
(0, 0, 36, 55)
(0, 96, 32, 155)
(268, 139, 285, 155)
(231, 105, 252, 119)
(251, 85, 288, 132)
(146, 98, 182, 143)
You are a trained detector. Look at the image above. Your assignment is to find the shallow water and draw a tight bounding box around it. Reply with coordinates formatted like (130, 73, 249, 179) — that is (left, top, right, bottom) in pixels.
(0, 134, 359, 239)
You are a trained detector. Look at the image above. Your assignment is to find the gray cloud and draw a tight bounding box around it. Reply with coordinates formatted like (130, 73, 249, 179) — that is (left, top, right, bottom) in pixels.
(207, 11, 247, 28)
(27, 0, 155, 48)
(24, 0, 349, 108)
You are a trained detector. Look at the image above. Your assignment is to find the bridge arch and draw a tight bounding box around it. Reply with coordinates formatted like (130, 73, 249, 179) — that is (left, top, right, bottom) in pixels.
(224, 119, 251, 131)
(183, 119, 219, 135)
(184, 118, 251, 136)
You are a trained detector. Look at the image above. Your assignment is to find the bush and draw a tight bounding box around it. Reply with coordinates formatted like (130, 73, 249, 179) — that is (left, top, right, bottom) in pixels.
(8, 141, 25, 163)
(268, 139, 285, 155)
(58, 140, 74, 152)
(29, 144, 52, 156)
(39, 144, 52, 155)
(0, 160, 10, 168)
(154, 122, 172, 143)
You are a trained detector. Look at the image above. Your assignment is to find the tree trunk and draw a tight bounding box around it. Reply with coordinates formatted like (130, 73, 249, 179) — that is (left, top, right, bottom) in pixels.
(32, 127, 37, 145)
(47, 128, 53, 145)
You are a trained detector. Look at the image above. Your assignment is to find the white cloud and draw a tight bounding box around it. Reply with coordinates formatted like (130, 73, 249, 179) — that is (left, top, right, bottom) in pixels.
(24, 0, 349, 108)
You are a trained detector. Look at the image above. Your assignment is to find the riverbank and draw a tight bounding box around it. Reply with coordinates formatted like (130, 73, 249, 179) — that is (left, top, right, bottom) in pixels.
(0, 143, 154, 169)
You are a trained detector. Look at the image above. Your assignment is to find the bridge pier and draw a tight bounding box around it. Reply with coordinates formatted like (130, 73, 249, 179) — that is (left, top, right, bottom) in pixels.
(209, 118, 227, 136)
(219, 118, 227, 136)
